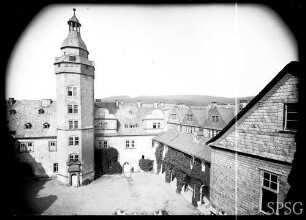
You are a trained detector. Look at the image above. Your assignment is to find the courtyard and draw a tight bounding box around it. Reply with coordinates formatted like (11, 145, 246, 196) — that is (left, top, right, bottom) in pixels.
(15, 172, 202, 215)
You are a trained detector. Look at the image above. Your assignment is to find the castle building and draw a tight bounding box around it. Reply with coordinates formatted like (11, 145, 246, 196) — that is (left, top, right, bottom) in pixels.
(206, 61, 299, 215)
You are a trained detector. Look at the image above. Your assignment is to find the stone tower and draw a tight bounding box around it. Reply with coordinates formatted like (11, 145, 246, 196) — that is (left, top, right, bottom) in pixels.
(54, 9, 95, 186)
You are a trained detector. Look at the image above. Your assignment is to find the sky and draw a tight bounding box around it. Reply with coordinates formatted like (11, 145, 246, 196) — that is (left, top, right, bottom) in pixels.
(6, 4, 298, 100)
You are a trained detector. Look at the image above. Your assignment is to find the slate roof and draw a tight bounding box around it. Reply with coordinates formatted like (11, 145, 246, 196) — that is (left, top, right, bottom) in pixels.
(207, 61, 300, 146)
(61, 31, 88, 52)
(154, 130, 211, 162)
(6, 100, 57, 138)
(202, 106, 234, 130)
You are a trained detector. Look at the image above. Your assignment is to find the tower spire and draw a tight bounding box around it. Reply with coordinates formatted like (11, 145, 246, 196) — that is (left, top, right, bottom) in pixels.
(73, 8, 76, 16)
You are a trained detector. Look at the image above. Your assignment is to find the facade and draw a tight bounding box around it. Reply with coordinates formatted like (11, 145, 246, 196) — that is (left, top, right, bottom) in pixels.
(206, 61, 299, 215)
(94, 101, 168, 172)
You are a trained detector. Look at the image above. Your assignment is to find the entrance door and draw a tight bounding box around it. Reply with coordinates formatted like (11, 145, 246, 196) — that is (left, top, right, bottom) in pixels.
(71, 174, 78, 187)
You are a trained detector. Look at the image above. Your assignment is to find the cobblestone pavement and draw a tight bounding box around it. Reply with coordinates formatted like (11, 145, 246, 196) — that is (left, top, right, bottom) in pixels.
(19, 172, 201, 215)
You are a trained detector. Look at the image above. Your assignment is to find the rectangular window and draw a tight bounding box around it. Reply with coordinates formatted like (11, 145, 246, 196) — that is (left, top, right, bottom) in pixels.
(75, 137, 79, 145)
(260, 171, 279, 214)
(131, 140, 135, 148)
(73, 105, 78, 113)
(212, 116, 219, 123)
(103, 122, 108, 130)
(188, 115, 193, 121)
(153, 122, 156, 129)
(53, 163, 58, 173)
(69, 120, 73, 129)
(74, 121, 78, 129)
(19, 142, 34, 153)
(74, 155, 79, 161)
(126, 140, 129, 148)
(67, 86, 77, 96)
(68, 104, 78, 114)
(157, 122, 161, 128)
(69, 137, 74, 146)
(172, 114, 176, 119)
(68, 120, 78, 129)
(49, 141, 57, 152)
(284, 103, 298, 131)
(103, 141, 108, 149)
(98, 141, 102, 149)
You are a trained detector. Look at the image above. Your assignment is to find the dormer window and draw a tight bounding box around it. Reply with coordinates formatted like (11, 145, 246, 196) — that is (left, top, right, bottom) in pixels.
(171, 114, 176, 119)
(10, 109, 16, 115)
(43, 123, 50, 129)
(24, 123, 32, 129)
(38, 109, 44, 114)
(212, 116, 219, 123)
(69, 55, 76, 62)
(187, 115, 193, 121)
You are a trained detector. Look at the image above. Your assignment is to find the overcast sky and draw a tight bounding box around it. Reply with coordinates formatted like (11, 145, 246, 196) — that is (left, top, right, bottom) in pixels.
(6, 4, 298, 100)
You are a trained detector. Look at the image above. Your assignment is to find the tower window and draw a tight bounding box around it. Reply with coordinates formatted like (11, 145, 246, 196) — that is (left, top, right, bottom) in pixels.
(24, 123, 32, 129)
(38, 109, 45, 114)
(69, 120, 78, 129)
(69, 55, 76, 62)
(69, 154, 79, 162)
(67, 86, 77, 96)
(69, 136, 79, 146)
(68, 104, 78, 114)
(43, 123, 50, 129)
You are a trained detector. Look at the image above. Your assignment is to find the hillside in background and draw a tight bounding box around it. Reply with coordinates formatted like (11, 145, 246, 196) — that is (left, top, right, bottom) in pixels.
(100, 95, 254, 106)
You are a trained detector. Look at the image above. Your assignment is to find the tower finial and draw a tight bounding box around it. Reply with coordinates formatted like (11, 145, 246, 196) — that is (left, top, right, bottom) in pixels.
(73, 8, 76, 16)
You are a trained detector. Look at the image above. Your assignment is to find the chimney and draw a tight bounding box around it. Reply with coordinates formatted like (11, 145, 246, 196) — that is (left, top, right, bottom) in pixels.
(8, 98, 15, 106)
(115, 100, 119, 108)
(137, 100, 142, 108)
(119, 100, 124, 109)
(239, 99, 248, 110)
(41, 99, 52, 107)
(154, 101, 158, 108)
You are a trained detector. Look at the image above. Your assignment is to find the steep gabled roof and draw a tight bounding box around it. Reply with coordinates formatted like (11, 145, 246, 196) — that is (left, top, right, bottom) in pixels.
(206, 61, 300, 146)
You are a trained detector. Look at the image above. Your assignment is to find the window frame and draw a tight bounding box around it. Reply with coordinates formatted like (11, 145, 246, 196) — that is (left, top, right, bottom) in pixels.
(283, 103, 298, 131)
(19, 142, 34, 153)
(53, 163, 58, 173)
(69, 154, 79, 162)
(49, 141, 57, 152)
(68, 136, 79, 146)
(68, 120, 78, 130)
(259, 170, 280, 215)
(67, 86, 77, 97)
(68, 103, 78, 114)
